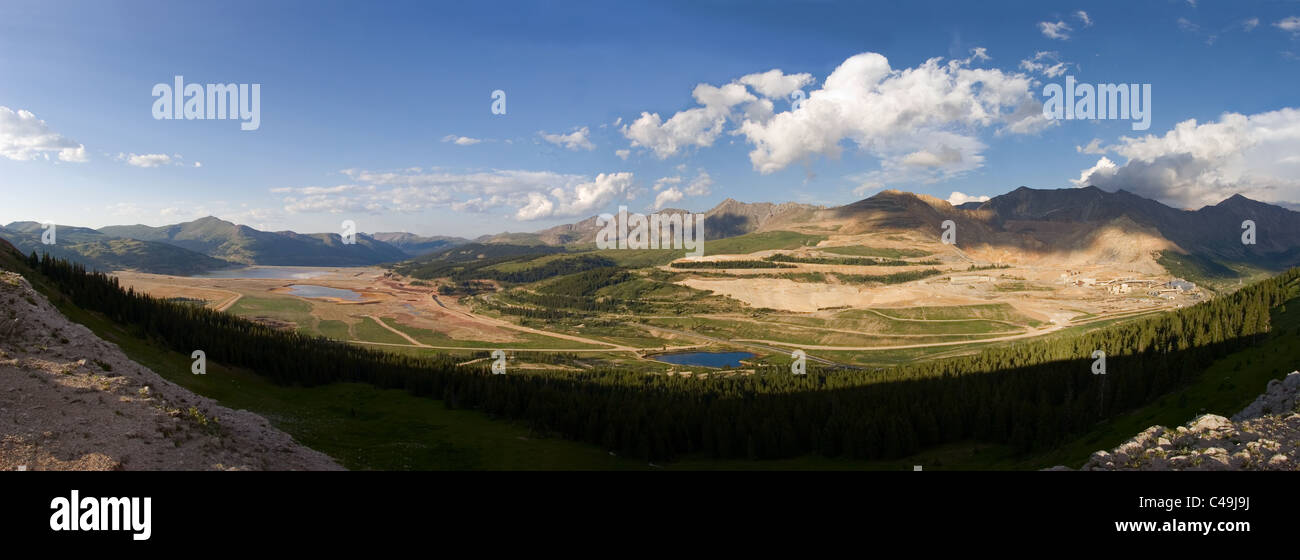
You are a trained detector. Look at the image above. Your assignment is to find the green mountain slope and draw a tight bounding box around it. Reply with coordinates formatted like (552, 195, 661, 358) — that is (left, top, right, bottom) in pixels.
(100, 216, 408, 266)
(0, 222, 232, 275)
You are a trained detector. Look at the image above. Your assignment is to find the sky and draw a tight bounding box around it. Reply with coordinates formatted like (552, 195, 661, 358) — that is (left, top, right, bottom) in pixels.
(2, 0, 1299, 237)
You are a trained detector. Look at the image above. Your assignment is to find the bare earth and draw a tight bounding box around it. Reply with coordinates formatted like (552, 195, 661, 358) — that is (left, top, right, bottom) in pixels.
(0, 271, 342, 471)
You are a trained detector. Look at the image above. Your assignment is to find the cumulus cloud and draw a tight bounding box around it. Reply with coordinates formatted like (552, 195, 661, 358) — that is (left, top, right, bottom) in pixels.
(614, 149, 630, 160)
(947, 191, 990, 206)
(738, 52, 1043, 182)
(1074, 11, 1093, 27)
(441, 135, 482, 146)
(1039, 20, 1072, 40)
(622, 82, 757, 158)
(737, 69, 815, 99)
(540, 126, 596, 151)
(274, 168, 636, 221)
(653, 188, 684, 209)
(1071, 109, 1300, 208)
(649, 170, 712, 210)
(0, 106, 88, 162)
(1243, 18, 1260, 32)
(619, 50, 1043, 187)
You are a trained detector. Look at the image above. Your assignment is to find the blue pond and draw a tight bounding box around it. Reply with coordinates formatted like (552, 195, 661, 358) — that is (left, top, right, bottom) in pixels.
(652, 351, 756, 368)
(286, 284, 362, 301)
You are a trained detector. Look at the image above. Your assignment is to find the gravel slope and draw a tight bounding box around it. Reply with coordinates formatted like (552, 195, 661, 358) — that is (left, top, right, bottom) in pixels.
(0, 271, 342, 471)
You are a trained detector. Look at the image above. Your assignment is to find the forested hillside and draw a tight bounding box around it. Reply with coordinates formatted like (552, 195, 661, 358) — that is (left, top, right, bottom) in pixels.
(12, 236, 1296, 462)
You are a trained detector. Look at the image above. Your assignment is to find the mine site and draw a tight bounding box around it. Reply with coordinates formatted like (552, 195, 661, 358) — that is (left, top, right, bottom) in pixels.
(109, 193, 1211, 372)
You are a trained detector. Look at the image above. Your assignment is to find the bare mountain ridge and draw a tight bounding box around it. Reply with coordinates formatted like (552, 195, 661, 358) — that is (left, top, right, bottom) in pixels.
(475, 186, 1300, 274)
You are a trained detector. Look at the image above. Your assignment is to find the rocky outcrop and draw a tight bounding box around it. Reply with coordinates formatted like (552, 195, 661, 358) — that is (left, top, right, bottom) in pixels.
(1056, 371, 1300, 471)
(0, 270, 342, 471)
(1232, 373, 1300, 421)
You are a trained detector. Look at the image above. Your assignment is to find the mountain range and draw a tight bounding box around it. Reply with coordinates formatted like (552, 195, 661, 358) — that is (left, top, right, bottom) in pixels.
(4, 186, 1298, 277)
(0, 222, 231, 276)
(474, 187, 1300, 275)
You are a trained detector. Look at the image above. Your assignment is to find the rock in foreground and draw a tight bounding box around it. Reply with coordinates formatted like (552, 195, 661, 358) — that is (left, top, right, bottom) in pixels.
(1062, 371, 1300, 471)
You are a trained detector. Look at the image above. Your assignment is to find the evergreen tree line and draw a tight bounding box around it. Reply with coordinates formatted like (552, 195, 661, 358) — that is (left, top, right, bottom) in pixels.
(21, 251, 1300, 462)
(400, 252, 614, 284)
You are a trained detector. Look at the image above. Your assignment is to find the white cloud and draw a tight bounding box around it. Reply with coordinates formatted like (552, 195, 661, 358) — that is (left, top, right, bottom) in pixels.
(1076, 138, 1107, 154)
(1039, 20, 1072, 40)
(121, 153, 173, 168)
(685, 170, 713, 196)
(1019, 51, 1072, 78)
(1072, 156, 1117, 187)
(1177, 17, 1200, 33)
(0, 106, 88, 162)
(946, 192, 990, 206)
(737, 69, 815, 99)
(274, 168, 636, 221)
(1074, 11, 1093, 27)
(852, 180, 885, 198)
(1071, 109, 1300, 208)
(622, 82, 756, 158)
(1243, 18, 1260, 32)
(441, 135, 482, 146)
(614, 149, 630, 160)
(653, 187, 684, 209)
(115, 152, 198, 168)
(735, 51, 1040, 182)
(649, 170, 711, 209)
(1276, 16, 1300, 34)
(652, 176, 682, 191)
(540, 126, 595, 151)
(535, 172, 635, 219)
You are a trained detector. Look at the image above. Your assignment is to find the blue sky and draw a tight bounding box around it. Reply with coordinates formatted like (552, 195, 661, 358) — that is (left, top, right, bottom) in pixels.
(2, 0, 1299, 237)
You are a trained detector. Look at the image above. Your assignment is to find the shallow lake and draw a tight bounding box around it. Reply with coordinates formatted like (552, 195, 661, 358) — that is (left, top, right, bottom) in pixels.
(652, 351, 756, 368)
(194, 267, 332, 279)
(286, 284, 363, 301)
